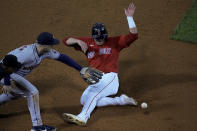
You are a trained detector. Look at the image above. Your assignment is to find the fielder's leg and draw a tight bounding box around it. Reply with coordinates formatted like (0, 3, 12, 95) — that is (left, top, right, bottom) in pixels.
(0, 93, 20, 105)
(0, 79, 21, 105)
(26, 91, 43, 126)
(14, 82, 56, 131)
(7, 80, 43, 126)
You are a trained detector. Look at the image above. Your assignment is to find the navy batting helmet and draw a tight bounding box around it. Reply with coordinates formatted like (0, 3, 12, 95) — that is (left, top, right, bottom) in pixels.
(92, 22, 108, 41)
(2, 55, 22, 69)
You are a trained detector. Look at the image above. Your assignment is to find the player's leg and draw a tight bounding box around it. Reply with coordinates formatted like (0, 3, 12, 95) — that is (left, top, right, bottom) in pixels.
(80, 75, 137, 107)
(10, 81, 43, 126)
(0, 83, 43, 126)
(0, 80, 21, 105)
(63, 73, 119, 125)
(25, 91, 56, 131)
(25, 91, 43, 126)
(96, 94, 137, 107)
(12, 81, 56, 131)
(80, 73, 119, 106)
(80, 85, 91, 106)
(77, 73, 119, 121)
(79, 73, 119, 121)
(0, 92, 21, 105)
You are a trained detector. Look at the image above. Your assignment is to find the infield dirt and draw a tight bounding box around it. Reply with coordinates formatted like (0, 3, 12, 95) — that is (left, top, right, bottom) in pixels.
(0, 0, 197, 131)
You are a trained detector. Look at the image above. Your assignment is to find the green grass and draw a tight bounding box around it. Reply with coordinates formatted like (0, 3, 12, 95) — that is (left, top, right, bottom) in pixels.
(171, 0, 197, 44)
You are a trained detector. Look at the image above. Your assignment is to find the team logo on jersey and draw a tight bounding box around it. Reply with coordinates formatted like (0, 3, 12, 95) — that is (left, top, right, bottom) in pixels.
(88, 51, 95, 59)
(90, 44, 94, 47)
(99, 48, 111, 55)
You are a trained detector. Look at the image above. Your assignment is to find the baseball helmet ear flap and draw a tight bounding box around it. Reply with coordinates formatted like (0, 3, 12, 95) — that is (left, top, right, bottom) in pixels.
(92, 22, 108, 41)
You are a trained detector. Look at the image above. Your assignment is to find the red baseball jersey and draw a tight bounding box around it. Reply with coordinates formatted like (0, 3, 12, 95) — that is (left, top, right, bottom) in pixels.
(63, 33, 138, 73)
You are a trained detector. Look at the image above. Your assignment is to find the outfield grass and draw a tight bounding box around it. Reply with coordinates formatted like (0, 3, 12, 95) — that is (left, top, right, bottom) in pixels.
(171, 0, 197, 44)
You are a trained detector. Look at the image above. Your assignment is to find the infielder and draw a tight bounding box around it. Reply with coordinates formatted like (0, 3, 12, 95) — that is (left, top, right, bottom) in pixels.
(0, 32, 102, 131)
(62, 3, 138, 125)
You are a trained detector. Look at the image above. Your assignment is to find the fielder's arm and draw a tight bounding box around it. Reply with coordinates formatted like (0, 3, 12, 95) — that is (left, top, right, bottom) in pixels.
(125, 3, 137, 34)
(1, 74, 12, 94)
(55, 53, 103, 85)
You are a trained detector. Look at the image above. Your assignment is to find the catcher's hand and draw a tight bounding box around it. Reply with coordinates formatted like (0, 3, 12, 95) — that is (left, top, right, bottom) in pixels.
(2, 85, 12, 95)
(80, 67, 103, 85)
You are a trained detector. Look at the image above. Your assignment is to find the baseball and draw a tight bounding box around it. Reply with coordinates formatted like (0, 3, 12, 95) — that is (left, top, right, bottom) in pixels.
(141, 102, 148, 109)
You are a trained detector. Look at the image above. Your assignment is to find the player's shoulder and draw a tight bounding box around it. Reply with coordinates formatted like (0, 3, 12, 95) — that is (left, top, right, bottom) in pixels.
(9, 44, 35, 62)
(107, 33, 134, 42)
(17, 44, 34, 52)
(43, 49, 60, 59)
(9, 44, 32, 54)
(105, 36, 118, 43)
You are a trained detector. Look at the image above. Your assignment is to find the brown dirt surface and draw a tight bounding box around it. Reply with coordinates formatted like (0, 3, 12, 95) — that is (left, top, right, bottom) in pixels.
(0, 0, 197, 131)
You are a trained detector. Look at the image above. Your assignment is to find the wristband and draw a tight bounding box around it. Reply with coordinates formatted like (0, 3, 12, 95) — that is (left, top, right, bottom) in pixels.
(127, 16, 136, 28)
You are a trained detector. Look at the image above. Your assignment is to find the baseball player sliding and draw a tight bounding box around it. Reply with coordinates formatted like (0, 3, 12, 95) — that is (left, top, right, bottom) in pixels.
(0, 32, 102, 131)
(62, 3, 138, 125)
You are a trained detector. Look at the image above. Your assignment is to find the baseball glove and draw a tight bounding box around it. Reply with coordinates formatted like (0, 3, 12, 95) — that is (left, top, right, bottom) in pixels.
(80, 67, 103, 85)
(2, 85, 12, 95)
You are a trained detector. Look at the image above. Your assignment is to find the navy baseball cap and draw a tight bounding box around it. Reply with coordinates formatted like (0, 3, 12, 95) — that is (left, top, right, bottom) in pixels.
(37, 32, 59, 45)
(2, 55, 22, 69)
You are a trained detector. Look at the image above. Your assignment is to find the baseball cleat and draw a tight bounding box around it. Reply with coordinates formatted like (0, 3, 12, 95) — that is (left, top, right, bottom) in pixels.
(120, 94, 138, 106)
(62, 113, 86, 126)
(31, 125, 56, 131)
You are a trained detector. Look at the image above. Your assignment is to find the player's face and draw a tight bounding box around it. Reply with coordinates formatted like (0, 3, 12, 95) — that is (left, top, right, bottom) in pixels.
(42, 45, 53, 52)
(38, 45, 53, 54)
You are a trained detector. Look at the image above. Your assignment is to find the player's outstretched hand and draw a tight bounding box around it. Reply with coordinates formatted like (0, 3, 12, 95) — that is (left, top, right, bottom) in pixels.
(80, 67, 103, 85)
(125, 3, 136, 17)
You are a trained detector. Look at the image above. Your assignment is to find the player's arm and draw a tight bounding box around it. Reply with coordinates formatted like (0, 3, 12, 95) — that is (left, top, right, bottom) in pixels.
(57, 54, 103, 85)
(116, 3, 138, 49)
(4, 75, 11, 86)
(10, 73, 37, 91)
(125, 3, 137, 34)
(1, 74, 12, 95)
(2, 73, 37, 95)
(45, 49, 83, 71)
(63, 37, 88, 54)
(47, 51, 103, 85)
(56, 53, 83, 71)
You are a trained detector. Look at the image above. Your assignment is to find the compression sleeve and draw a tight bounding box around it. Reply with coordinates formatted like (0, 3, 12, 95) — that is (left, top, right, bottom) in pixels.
(56, 54, 82, 71)
(4, 75, 11, 86)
